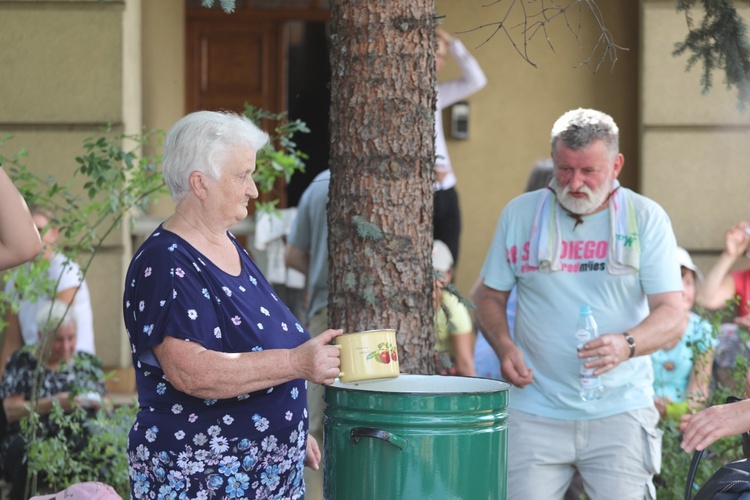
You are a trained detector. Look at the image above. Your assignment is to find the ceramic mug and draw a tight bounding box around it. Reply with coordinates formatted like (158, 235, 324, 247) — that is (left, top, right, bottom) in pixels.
(334, 329, 400, 383)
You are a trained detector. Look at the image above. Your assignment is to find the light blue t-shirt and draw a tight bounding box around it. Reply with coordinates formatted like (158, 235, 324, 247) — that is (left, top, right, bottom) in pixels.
(651, 312, 717, 403)
(480, 187, 682, 420)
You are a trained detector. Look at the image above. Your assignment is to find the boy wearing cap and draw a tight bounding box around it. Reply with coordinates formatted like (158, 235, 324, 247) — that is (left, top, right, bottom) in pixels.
(651, 247, 717, 420)
(432, 240, 474, 376)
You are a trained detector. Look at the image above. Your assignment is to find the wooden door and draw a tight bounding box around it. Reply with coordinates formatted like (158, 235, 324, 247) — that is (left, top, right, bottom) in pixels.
(186, 19, 281, 115)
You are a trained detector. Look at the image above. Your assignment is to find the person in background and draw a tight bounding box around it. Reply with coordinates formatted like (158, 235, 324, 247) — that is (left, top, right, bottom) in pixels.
(0, 166, 41, 271)
(473, 159, 553, 380)
(1, 206, 96, 378)
(432, 239, 475, 376)
(474, 108, 685, 499)
(123, 111, 342, 499)
(651, 247, 716, 420)
(285, 168, 331, 500)
(0, 299, 109, 500)
(433, 27, 487, 268)
(696, 221, 750, 326)
(695, 221, 750, 393)
(471, 159, 582, 500)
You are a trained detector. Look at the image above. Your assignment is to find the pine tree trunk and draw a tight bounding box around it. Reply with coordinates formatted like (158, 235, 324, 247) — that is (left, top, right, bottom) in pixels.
(327, 0, 437, 374)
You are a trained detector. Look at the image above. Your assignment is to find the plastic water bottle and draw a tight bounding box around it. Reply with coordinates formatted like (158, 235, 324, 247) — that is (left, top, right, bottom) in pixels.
(576, 305, 604, 401)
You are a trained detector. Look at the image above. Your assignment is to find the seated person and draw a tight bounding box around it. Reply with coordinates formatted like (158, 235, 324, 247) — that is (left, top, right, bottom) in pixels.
(696, 221, 750, 393)
(432, 240, 474, 376)
(651, 247, 717, 419)
(0, 299, 109, 500)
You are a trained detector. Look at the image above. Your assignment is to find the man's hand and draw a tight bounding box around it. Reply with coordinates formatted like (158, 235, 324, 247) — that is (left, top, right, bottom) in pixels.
(578, 333, 631, 376)
(500, 343, 534, 388)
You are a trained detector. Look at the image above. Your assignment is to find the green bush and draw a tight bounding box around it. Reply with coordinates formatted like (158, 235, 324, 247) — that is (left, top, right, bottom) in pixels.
(655, 305, 749, 499)
(22, 401, 138, 498)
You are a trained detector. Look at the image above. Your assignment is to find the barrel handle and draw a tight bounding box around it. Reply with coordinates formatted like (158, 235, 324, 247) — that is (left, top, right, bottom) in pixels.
(350, 427, 408, 451)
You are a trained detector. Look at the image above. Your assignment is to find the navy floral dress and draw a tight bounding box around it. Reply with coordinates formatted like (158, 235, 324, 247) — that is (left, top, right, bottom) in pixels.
(123, 226, 311, 500)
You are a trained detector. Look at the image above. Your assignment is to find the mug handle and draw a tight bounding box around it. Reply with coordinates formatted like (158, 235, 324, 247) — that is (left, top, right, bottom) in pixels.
(332, 344, 344, 378)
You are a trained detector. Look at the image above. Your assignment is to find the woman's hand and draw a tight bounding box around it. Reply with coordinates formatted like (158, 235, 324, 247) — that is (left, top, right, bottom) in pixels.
(305, 435, 322, 470)
(291, 329, 343, 385)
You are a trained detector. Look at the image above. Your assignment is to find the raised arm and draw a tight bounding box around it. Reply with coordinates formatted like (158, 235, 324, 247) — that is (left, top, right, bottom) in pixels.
(436, 29, 488, 109)
(697, 221, 750, 310)
(0, 167, 41, 270)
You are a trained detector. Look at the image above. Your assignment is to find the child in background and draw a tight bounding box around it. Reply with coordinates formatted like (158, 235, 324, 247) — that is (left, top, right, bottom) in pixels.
(432, 240, 474, 376)
(651, 247, 717, 420)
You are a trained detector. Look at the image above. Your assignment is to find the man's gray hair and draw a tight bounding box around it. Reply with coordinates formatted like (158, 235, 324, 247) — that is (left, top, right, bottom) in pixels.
(550, 108, 619, 160)
(162, 110, 270, 202)
(35, 299, 77, 336)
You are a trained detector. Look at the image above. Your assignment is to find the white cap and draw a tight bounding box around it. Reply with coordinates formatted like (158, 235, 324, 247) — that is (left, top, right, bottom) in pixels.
(432, 240, 454, 273)
(676, 246, 703, 281)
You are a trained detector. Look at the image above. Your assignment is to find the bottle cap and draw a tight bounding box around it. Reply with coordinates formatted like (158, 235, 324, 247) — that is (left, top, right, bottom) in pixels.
(579, 305, 592, 315)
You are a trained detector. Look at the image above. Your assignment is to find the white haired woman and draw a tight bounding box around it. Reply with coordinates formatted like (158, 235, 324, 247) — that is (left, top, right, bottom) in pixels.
(0, 299, 108, 500)
(123, 111, 342, 499)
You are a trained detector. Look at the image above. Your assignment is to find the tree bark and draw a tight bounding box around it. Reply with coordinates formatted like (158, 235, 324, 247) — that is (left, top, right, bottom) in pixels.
(327, 0, 437, 374)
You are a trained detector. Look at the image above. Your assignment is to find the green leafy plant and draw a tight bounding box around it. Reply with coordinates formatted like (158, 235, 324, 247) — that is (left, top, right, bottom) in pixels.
(21, 400, 138, 497)
(674, 0, 750, 109)
(243, 103, 309, 213)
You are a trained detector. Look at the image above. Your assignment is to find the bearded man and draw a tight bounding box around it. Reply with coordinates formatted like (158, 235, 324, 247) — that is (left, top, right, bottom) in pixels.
(474, 108, 685, 500)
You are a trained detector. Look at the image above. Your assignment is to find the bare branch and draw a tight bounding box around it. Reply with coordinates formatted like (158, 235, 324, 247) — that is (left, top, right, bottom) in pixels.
(461, 0, 628, 72)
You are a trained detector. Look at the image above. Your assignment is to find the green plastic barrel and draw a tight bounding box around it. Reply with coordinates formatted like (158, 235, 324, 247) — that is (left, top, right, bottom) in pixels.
(323, 374, 510, 500)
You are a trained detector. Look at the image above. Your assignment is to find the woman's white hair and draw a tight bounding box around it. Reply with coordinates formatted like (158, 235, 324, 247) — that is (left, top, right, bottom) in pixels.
(162, 110, 270, 202)
(35, 299, 77, 337)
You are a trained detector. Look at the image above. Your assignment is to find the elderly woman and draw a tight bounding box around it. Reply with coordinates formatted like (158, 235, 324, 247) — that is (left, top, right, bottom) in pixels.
(0, 299, 108, 500)
(123, 110, 342, 499)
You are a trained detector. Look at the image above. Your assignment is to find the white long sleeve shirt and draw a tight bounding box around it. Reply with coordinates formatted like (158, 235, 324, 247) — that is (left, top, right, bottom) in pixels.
(435, 39, 487, 191)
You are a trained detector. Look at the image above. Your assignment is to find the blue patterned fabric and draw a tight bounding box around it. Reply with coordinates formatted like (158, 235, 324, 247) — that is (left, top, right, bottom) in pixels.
(123, 226, 311, 499)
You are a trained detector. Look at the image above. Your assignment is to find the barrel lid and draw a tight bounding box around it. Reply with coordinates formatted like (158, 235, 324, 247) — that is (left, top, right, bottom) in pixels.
(329, 374, 510, 394)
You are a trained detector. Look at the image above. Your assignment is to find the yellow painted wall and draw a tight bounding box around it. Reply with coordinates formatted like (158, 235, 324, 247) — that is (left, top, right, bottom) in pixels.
(0, 1, 127, 367)
(4, 1, 746, 369)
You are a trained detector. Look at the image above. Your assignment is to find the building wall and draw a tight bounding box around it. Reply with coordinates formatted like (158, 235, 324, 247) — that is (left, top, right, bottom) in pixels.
(0, 0, 128, 367)
(641, 0, 750, 276)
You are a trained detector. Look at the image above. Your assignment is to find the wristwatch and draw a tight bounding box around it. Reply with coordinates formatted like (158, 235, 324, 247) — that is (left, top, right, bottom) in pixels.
(622, 332, 636, 358)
